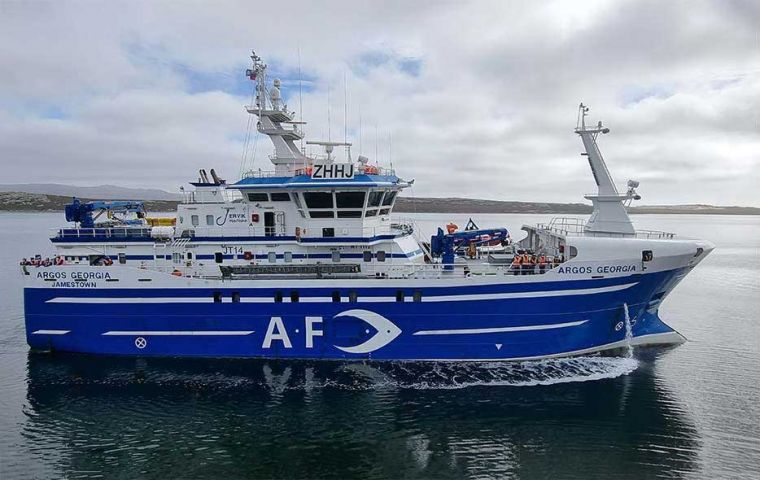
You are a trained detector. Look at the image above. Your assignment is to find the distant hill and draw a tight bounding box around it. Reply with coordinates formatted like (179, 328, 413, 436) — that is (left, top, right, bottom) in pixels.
(0, 192, 178, 212)
(0, 183, 180, 201)
(395, 197, 592, 214)
(0, 191, 757, 216)
(0, 185, 757, 215)
(395, 197, 760, 215)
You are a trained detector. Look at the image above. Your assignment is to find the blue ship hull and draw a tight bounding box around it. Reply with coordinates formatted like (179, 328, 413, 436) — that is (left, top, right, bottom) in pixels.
(24, 269, 686, 361)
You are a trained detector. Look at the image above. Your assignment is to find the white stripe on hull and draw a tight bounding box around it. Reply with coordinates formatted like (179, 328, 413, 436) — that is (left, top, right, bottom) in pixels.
(45, 282, 637, 304)
(413, 320, 588, 336)
(102, 331, 254, 336)
(31, 329, 70, 335)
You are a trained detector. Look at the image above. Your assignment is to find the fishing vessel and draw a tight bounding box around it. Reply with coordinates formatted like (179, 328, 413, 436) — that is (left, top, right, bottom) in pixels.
(20, 52, 714, 360)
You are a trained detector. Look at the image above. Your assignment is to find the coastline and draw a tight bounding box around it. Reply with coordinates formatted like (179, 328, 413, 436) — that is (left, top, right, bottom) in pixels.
(1, 191, 757, 215)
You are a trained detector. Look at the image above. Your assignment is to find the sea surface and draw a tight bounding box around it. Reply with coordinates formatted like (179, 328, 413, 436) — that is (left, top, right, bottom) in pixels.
(0, 212, 758, 479)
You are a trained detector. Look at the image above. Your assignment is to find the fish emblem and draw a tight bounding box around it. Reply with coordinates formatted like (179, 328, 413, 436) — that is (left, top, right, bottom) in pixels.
(333, 309, 402, 354)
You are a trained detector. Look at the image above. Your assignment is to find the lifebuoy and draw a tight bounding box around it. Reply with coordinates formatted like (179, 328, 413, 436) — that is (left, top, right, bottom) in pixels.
(295, 227, 301, 239)
(172, 269, 182, 276)
(243, 251, 253, 261)
(103, 257, 113, 266)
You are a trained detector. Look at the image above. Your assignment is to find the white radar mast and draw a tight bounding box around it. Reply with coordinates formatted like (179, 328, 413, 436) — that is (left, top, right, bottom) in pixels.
(576, 103, 640, 236)
(245, 51, 309, 175)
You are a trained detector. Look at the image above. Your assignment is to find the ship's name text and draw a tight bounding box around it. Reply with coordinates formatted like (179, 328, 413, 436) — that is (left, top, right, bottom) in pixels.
(556, 264, 637, 275)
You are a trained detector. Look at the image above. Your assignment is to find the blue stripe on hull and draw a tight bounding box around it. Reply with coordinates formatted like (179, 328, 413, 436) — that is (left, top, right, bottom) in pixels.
(24, 269, 685, 360)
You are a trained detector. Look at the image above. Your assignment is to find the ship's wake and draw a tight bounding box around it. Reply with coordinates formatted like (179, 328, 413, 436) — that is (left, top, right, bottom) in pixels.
(333, 356, 640, 390)
(27, 353, 640, 392)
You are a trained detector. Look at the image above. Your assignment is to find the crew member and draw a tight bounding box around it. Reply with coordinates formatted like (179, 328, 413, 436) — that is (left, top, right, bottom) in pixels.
(468, 241, 477, 259)
(538, 254, 547, 274)
(511, 254, 521, 275)
(521, 252, 533, 275)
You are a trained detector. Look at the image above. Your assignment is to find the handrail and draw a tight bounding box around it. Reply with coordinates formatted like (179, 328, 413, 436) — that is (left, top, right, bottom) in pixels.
(534, 219, 675, 239)
(241, 165, 397, 180)
(52, 227, 152, 239)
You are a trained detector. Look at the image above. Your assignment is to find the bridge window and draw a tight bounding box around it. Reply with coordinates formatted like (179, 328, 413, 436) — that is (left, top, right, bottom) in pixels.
(322, 228, 335, 238)
(376, 251, 386, 262)
(191, 215, 199, 226)
(186, 252, 193, 260)
(332, 251, 341, 262)
(332, 291, 341, 303)
(568, 246, 578, 259)
(368, 191, 384, 207)
(337, 211, 362, 218)
(214, 252, 223, 263)
(365, 210, 377, 217)
(379, 208, 390, 215)
(118, 253, 126, 264)
(310, 211, 334, 218)
(284, 251, 293, 262)
(336, 191, 366, 208)
(304, 192, 333, 209)
(268, 252, 276, 263)
(247, 193, 269, 202)
(382, 191, 397, 206)
(206, 215, 214, 226)
(363, 251, 372, 262)
(271, 192, 290, 202)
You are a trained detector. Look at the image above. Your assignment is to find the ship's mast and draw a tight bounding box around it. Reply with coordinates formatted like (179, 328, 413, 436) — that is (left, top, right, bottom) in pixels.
(576, 104, 639, 236)
(245, 51, 309, 175)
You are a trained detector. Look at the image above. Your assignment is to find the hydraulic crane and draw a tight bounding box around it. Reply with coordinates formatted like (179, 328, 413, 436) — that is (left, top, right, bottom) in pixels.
(430, 226, 509, 269)
(64, 197, 146, 228)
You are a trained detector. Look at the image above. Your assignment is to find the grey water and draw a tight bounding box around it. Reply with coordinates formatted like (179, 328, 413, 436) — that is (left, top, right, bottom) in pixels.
(0, 212, 758, 479)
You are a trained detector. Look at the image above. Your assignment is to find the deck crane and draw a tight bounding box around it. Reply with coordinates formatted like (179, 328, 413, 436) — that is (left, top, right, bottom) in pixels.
(64, 197, 146, 228)
(430, 227, 509, 269)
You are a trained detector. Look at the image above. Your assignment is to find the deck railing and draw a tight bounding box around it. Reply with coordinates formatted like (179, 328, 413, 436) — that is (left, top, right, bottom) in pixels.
(52, 227, 153, 240)
(536, 217, 675, 239)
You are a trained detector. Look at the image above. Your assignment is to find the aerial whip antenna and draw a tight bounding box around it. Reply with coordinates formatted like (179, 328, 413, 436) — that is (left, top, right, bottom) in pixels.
(297, 44, 304, 153)
(327, 83, 332, 142)
(389, 131, 394, 172)
(344, 70, 349, 159)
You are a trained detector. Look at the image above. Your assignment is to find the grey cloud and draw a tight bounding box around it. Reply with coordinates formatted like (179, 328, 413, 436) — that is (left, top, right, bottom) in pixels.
(0, 0, 757, 206)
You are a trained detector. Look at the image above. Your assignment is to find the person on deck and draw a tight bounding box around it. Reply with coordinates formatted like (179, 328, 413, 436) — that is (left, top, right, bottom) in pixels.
(521, 252, 533, 275)
(511, 255, 521, 275)
(538, 254, 547, 274)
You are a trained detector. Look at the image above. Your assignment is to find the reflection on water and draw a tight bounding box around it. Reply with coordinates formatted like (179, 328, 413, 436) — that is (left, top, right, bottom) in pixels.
(20, 351, 699, 479)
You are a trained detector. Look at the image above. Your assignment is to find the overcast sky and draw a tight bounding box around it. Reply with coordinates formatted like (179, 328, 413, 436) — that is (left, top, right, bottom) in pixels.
(1, 1, 758, 205)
